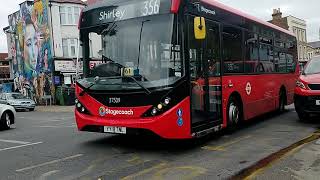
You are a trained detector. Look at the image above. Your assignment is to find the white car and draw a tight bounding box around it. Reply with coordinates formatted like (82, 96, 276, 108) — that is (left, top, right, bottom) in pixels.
(0, 104, 16, 130)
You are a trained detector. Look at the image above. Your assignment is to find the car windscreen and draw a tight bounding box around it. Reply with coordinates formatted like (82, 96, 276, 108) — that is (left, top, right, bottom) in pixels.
(304, 57, 320, 75)
(8, 94, 26, 99)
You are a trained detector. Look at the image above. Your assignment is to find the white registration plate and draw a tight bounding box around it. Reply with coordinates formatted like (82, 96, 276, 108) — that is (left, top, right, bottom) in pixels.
(316, 100, 320, 106)
(104, 126, 127, 134)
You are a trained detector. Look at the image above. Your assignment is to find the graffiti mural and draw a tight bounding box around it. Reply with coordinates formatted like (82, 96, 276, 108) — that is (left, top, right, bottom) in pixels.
(8, 0, 53, 104)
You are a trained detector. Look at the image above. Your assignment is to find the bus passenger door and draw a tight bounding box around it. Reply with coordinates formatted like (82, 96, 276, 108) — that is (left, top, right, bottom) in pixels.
(188, 17, 222, 130)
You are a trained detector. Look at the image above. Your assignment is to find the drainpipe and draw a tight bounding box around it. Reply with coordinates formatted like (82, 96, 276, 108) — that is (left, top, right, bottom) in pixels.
(49, 1, 56, 104)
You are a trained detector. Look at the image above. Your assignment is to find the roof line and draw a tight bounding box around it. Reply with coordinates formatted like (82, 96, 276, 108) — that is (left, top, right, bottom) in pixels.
(201, 0, 295, 36)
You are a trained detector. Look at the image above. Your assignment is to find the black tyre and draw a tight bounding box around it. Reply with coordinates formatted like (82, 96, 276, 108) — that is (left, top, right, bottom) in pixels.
(297, 110, 310, 122)
(278, 90, 286, 113)
(29, 108, 35, 111)
(226, 96, 242, 132)
(0, 111, 12, 130)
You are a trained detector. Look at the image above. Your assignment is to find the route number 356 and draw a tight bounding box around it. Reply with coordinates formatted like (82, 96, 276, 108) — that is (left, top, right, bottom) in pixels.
(142, 0, 160, 16)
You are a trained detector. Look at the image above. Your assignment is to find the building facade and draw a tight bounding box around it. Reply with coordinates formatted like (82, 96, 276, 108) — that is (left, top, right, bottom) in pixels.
(0, 53, 11, 81)
(269, 9, 309, 65)
(308, 41, 320, 56)
(49, 0, 86, 88)
(4, 0, 104, 104)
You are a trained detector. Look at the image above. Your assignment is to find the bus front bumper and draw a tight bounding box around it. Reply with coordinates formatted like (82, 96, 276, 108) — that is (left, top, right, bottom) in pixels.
(75, 97, 192, 139)
(294, 88, 320, 114)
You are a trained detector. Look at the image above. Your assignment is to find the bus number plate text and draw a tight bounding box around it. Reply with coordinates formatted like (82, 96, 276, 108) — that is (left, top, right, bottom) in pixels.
(104, 126, 127, 134)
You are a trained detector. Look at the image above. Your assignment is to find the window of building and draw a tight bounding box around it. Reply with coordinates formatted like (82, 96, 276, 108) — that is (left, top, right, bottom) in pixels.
(59, 7, 67, 25)
(62, 38, 79, 57)
(60, 6, 81, 25)
(223, 26, 243, 73)
(74, 7, 80, 24)
(299, 45, 303, 59)
(62, 39, 69, 57)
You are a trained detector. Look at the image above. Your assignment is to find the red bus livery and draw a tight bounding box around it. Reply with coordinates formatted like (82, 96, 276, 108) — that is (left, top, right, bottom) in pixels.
(75, 0, 298, 139)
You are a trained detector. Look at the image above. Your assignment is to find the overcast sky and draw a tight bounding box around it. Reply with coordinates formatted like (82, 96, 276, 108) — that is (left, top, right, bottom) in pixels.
(0, 0, 319, 53)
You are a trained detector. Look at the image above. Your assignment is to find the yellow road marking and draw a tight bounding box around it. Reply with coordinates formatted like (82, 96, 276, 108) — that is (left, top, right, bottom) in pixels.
(153, 166, 207, 180)
(233, 130, 320, 180)
(202, 135, 252, 151)
(121, 163, 167, 180)
(244, 144, 304, 180)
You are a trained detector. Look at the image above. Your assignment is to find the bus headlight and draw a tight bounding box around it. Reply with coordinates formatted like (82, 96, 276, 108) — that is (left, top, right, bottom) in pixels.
(157, 104, 163, 110)
(144, 97, 172, 117)
(164, 97, 171, 105)
(75, 99, 90, 115)
(151, 108, 158, 116)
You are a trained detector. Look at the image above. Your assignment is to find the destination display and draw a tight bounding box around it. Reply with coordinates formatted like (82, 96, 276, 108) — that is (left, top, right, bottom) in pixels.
(81, 0, 171, 28)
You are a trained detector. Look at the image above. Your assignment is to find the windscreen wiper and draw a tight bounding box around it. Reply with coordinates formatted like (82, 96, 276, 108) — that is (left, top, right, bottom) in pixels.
(92, 76, 151, 95)
(126, 76, 151, 95)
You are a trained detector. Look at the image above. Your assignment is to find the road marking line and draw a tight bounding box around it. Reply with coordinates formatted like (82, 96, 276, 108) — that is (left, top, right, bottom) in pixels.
(0, 142, 43, 152)
(121, 163, 167, 180)
(202, 135, 252, 151)
(16, 154, 83, 172)
(153, 166, 207, 179)
(41, 120, 64, 122)
(39, 170, 59, 180)
(35, 125, 76, 128)
(0, 139, 31, 145)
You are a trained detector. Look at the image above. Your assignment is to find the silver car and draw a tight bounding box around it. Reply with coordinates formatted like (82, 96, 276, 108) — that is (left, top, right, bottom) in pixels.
(0, 93, 36, 111)
(0, 104, 16, 130)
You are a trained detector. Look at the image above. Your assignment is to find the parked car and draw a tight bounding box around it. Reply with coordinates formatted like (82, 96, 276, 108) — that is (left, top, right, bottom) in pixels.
(0, 93, 36, 111)
(294, 56, 320, 120)
(0, 104, 16, 130)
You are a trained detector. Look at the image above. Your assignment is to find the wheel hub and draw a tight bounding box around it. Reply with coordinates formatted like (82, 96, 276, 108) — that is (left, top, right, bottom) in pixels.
(229, 103, 239, 124)
(5, 114, 10, 127)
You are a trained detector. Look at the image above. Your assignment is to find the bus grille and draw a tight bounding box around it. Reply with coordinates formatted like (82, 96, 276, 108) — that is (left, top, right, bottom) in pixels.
(308, 84, 320, 90)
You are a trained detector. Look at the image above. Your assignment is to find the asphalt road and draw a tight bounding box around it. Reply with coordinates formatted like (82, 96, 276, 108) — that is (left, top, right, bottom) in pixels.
(0, 105, 319, 180)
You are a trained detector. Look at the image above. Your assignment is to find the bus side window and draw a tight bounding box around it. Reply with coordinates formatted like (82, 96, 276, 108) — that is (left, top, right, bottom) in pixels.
(244, 32, 259, 73)
(223, 26, 243, 74)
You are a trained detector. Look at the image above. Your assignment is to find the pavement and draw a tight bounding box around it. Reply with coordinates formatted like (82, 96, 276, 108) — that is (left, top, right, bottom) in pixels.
(252, 132, 320, 180)
(35, 106, 74, 113)
(0, 105, 319, 180)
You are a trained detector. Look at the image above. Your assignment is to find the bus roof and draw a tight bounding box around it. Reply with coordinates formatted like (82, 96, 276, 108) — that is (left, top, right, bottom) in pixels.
(201, 0, 295, 37)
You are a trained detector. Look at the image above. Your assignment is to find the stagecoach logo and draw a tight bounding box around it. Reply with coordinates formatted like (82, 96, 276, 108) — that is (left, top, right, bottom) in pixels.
(99, 106, 106, 116)
(246, 82, 252, 95)
(99, 106, 134, 116)
(193, 2, 216, 15)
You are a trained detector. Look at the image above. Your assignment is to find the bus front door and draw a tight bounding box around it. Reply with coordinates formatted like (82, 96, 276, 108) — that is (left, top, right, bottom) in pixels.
(188, 17, 222, 131)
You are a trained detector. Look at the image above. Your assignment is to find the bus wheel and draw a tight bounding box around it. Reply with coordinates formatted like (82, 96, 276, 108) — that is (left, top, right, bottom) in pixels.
(278, 90, 286, 113)
(227, 96, 242, 132)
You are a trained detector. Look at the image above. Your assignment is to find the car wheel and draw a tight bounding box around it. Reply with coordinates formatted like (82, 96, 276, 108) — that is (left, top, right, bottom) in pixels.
(29, 108, 35, 111)
(1, 111, 12, 130)
(297, 110, 310, 122)
(226, 96, 242, 132)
